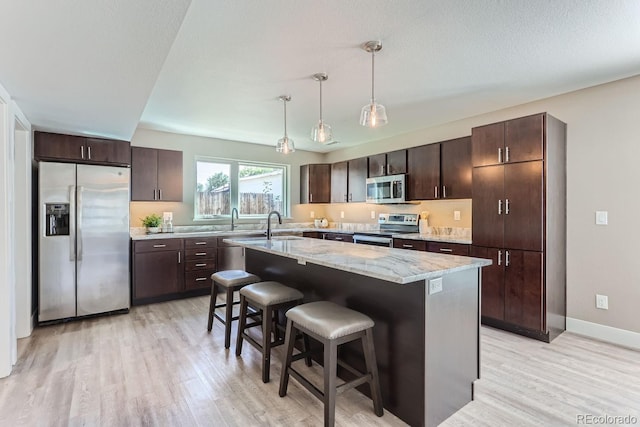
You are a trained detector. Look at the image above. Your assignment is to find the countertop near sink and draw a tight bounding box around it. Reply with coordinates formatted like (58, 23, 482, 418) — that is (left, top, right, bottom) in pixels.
(130, 228, 316, 241)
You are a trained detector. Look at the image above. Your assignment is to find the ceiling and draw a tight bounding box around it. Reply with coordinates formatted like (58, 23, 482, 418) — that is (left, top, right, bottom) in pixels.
(2, 1, 640, 153)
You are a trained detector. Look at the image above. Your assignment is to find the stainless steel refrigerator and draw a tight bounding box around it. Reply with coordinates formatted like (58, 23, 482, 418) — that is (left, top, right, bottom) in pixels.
(38, 162, 130, 322)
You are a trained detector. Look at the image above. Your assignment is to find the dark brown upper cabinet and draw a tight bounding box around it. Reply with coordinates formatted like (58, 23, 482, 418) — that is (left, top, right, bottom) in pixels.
(406, 137, 471, 201)
(131, 147, 183, 201)
(332, 158, 367, 203)
(368, 149, 407, 177)
(472, 113, 544, 167)
(35, 131, 130, 166)
(300, 164, 330, 203)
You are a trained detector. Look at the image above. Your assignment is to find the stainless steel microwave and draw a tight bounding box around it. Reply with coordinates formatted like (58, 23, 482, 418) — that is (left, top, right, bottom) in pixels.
(366, 174, 406, 204)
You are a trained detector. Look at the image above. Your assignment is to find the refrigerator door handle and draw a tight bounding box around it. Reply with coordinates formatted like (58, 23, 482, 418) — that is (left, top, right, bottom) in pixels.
(77, 186, 83, 261)
(69, 185, 76, 261)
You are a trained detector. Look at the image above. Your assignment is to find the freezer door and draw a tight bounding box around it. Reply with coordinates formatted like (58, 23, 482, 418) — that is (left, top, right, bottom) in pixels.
(39, 162, 77, 322)
(76, 165, 130, 316)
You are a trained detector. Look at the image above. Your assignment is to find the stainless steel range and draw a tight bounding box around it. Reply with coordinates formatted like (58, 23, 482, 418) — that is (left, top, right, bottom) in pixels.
(352, 213, 419, 247)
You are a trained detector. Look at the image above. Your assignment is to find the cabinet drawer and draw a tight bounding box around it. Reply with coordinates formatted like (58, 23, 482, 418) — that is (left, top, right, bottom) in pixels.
(134, 238, 182, 253)
(392, 238, 427, 251)
(185, 248, 216, 259)
(185, 259, 216, 271)
(184, 237, 218, 248)
(185, 270, 214, 290)
(426, 242, 470, 256)
(323, 233, 353, 243)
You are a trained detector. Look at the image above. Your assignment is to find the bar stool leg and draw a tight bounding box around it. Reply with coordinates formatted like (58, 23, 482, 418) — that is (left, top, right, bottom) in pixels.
(362, 328, 384, 417)
(279, 319, 296, 397)
(224, 287, 234, 349)
(323, 339, 338, 427)
(207, 281, 219, 332)
(262, 305, 273, 383)
(235, 295, 248, 356)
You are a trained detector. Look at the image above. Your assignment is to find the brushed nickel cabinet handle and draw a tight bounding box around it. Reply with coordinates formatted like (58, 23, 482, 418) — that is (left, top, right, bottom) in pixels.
(505, 250, 510, 267)
(159, 189, 162, 200)
(195, 277, 207, 281)
(335, 237, 343, 241)
(195, 242, 207, 245)
(434, 186, 438, 198)
(380, 165, 385, 175)
(498, 199, 503, 215)
(498, 147, 502, 163)
(402, 244, 413, 248)
(81, 145, 84, 159)
(310, 193, 313, 202)
(505, 146, 510, 162)
(498, 250, 502, 266)
(153, 244, 166, 248)
(178, 251, 181, 263)
(195, 252, 206, 256)
(195, 263, 207, 267)
(505, 199, 510, 215)
(386, 164, 390, 175)
(439, 248, 453, 253)
(88, 146, 92, 159)
(442, 186, 447, 198)
(153, 189, 157, 200)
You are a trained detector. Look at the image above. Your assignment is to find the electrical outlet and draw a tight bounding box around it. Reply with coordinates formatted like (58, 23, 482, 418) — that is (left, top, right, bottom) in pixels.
(454, 211, 461, 221)
(595, 211, 608, 225)
(371, 210, 376, 219)
(340, 211, 345, 219)
(310, 211, 315, 218)
(428, 278, 443, 295)
(596, 294, 609, 310)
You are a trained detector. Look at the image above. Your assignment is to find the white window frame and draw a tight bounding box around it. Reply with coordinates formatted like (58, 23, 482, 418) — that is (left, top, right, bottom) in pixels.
(194, 156, 290, 220)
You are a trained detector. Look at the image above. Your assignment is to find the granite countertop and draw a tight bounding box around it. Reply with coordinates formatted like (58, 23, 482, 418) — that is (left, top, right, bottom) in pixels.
(225, 237, 490, 284)
(130, 228, 319, 240)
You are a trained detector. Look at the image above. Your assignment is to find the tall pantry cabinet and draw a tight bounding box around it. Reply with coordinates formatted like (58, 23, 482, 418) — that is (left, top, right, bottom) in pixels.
(471, 113, 566, 342)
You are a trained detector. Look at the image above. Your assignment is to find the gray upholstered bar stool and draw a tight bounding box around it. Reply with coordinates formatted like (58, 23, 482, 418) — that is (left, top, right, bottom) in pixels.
(279, 301, 384, 427)
(207, 270, 261, 348)
(235, 281, 308, 383)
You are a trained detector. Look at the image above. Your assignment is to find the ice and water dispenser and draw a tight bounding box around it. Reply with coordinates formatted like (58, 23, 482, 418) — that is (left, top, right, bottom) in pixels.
(45, 203, 70, 236)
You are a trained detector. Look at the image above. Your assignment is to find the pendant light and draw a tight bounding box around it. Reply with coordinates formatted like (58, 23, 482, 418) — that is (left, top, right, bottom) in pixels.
(310, 73, 333, 144)
(276, 95, 295, 154)
(360, 41, 388, 128)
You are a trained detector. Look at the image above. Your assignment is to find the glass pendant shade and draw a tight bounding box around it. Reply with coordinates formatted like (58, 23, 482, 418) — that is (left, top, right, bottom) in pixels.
(360, 102, 387, 127)
(311, 120, 333, 144)
(276, 95, 295, 154)
(311, 73, 334, 144)
(360, 41, 388, 128)
(276, 136, 295, 154)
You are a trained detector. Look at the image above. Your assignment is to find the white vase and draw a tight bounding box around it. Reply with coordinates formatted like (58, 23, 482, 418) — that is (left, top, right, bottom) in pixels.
(147, 227, 160, 234)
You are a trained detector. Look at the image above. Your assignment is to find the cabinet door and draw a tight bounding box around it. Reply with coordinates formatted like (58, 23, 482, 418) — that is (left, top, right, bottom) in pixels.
(392, 238, 426, 251)
(308, 164, 331, 203)
(470, 246, 505, 321)
(85, 138, 131, 166)
(131, 147, 158, 201)
(407, 143, 440, 200)
(504, 161, 543, 251)
(34, 132, 85, 162)
(386, 149, 407, 175)
(133, 250, 183, 299)
(348, 157, 367, 202)
(331, 161, 348, 203)
(368, 153, 386, 177)
(441, 136, 472, 199)
(504, 250, 543, 331)
(505, 114, 544, 163)
(157, 149, 183, 202)
(471, 165, 504, 248)
(472, 122, 504, 167)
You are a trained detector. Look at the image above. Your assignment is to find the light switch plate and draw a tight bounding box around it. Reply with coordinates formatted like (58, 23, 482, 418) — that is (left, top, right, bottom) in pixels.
(596, 294, 608, 309)
(310, 211, 315, 218)
(340, 211, 345, 219)
(428, 278, 443, 295)
(371, 210, 376, 219)
(454, 211, 461, 221)
(595, 211, 608, 225)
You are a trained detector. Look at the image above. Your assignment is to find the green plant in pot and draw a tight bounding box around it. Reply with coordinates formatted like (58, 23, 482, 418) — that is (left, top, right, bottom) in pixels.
(141, 213, 163, 233)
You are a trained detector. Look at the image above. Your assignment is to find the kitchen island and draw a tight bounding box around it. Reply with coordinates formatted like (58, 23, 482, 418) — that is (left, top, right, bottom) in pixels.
(225, 236, 491, 427)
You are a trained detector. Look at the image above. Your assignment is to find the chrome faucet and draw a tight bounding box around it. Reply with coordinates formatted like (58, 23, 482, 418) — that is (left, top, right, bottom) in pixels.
(266, 210, 282, 240)
(231, 207, 239, 231)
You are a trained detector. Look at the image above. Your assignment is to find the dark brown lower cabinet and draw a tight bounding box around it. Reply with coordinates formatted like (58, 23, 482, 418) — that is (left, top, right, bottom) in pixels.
(323, 232, 353, 243)
(133, 239, 184, 302)
(471, 246, 547, 340)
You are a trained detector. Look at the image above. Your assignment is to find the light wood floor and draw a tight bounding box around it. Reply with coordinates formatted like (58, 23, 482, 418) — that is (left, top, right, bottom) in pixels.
(1, 296, 638, 426)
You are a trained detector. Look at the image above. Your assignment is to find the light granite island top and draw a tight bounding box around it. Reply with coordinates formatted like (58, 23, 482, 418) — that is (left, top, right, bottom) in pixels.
(224, 236, 490, 284)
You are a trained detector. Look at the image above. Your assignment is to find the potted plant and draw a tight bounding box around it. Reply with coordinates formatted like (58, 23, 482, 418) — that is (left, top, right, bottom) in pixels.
(141, 213, 162, 234)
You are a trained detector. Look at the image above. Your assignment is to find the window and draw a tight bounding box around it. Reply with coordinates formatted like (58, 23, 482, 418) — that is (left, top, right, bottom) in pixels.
(195, 158, 288, 219)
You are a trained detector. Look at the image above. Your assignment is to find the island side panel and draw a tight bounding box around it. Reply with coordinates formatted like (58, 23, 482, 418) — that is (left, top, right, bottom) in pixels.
(425, 268, 480, 427)
(245, 248, 426, 427)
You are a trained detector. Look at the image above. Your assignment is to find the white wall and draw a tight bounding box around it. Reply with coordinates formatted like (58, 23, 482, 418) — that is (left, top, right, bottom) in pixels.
(326, 75, 640, 341)
(0, 82, 32, 378)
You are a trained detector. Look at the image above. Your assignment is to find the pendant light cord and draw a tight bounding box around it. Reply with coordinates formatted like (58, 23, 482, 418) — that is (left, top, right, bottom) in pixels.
(283, 99, 288, 138)
(371, 48, 376, 103)
(319, 78, 323, 123)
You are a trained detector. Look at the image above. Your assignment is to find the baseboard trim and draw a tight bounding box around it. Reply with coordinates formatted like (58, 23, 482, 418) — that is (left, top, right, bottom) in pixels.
(566, 317, 640, 350)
